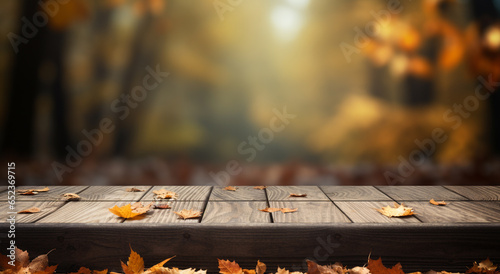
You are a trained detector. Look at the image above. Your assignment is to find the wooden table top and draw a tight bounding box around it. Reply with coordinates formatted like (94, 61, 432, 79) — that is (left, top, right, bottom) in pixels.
(1, 185, 500, 224)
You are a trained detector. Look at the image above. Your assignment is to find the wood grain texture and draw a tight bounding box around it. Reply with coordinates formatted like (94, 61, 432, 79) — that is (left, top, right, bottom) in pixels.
(406, 201, 500, 223)
(0, 186, 7, 193)
(0, 186, 89, 201)
(335, 201, 420, 223)
(320, 186, 392, 201)
(141, 186, 212, 201)
(444, 186, 500, 201)
(209, 186, 266, 201)
(77, 186, 151, 201)
(266, 186, 328, 201)
(128, 201, 205, 224)
(376, 186, 467, 201)
(202, 201, 270, 223)
(8, 223, 500, 273)
(269, 201, 350, 223)
(0, 201, 65, 223)
(36, 201, 132, 223)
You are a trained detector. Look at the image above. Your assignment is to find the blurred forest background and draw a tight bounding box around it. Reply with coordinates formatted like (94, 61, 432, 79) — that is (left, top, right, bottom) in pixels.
(1, 0, 500, 185)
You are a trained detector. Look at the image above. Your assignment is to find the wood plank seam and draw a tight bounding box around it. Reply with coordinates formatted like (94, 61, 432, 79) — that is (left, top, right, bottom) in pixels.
(197, 186, 214, 223)
(442, 186, 478, 200)
(318, 185, 353, 223)
(264, 187, 275, 223)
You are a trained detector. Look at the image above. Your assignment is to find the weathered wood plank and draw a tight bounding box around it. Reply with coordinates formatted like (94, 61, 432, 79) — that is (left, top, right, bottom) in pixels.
(0, 201, 65, 223)
(202, 202, 270, 223)
(335, 201, 420, 223)
(406, 201, 500, 223)
(128, 201, 205, 224)
(141, 186, 212, 201)
(9, 223, 500, 273)
(77, 186, 152, 201)
(0, 186, 7, 193)
(320, 186, 392, 201)
(269, 201, 350, 223)
(266, 186, 328, 201)
(376, 186, 467, 201)
(444, 186, 500, 201)
(0, 186, 89, 201)
(36, 201, 132, 223)
(209, 186, 266, 201)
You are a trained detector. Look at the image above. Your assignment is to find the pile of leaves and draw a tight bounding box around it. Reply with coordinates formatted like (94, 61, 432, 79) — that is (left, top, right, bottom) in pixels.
(1, 248, 497, 274)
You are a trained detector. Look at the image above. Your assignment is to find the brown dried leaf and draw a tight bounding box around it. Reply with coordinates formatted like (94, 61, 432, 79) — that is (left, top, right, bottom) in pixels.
(223, 186, 237, 191)
(174, 209, 202, 220)
(243, 270, 255, 274)
(28, 249, 55, 274)
(18, 207, 41, 214)
(218, 259, 243, 274)
(306, 260, 347, 274)
(259, 207, 297, 213)
(376, 203, 415, 218)
(126, 188, 145, 192)
(429, 199, 447, 206)
(253, 186, 266, 190)
(63, 193, 81, 201)
(17, 187, 50, 195)
(289, 193, 307, 197)
(33, 264, 58, 274)
(256, 260, 266, 274)
(349, 266, 370, 274)
(130, 202, 154, 214)
(153, 189, 178, 199)
(466, 258, 498, 273)
(367, 258, 404, 274)
(155, 204, 171, 209)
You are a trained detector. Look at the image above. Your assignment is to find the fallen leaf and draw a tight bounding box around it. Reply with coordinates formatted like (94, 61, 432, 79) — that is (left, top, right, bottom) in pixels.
(218, 259, 243, 274)
(147, 256, 176, 273)
(109, 204, 143, 219)
(253, 186, 266, 190)
(223, 186, 237, 191)
(306, 260, 347, 274)
(63, 193, 81, 201)
(243, 270, 255, 274)
(429, 199, 447, 206)
(367, 258, 404, 274)
(33, 264, 58, 274)
(174, 209, 202, 220)
(126, 188, 145, 192)
(259, 207, 298, 213)
(289, 193, 307, 197)
(275, 267, 303, 274)
(350, 266, 370, 274)
(28, 249, 56, 274)
(17, 187, 50, 195)
(130, 202, 154, 214)
(154, 204, 171, 209)
(18, 207, 41, 214)
(466, 258, 498, 273)
(121, 247, 144, 274)
(153, 189, 178, 199)
(69, 267, 108, 274)
(376, 203, 415, 218)
(256, 261, 266, 274)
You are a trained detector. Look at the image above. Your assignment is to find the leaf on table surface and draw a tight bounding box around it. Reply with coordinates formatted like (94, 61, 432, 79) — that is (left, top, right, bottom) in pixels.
(126, 188, 145, 192)
(367, 258, 404, 274)
(154, 203, 171, 209)
(63, 193, 81, 201)
(223, 186, 237, 191)
(109, 204, 143, 219)
(306, 260, 348, 274)
(17, 187, 50, 195)
(259, 207, 298, 213)
(18, 207, 41, 214)
(153, 189, 178, 199)
(130, 202, 154, 215)
(218, 259, 242, 274)
(121, 247, 144, 274)
(174, 209, 202, 220)
(289, 193, 307, 197)
(253, 186, 266, 190)
(466, 258, 498, 273)
(429, 199, 447, 206)
(376, 203, 415, 217)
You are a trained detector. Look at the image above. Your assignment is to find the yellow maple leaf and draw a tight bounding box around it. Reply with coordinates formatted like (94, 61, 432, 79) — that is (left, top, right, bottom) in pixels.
(121, 247, 144, 274)
(109, 204, 142, 219)
(376, 203, 415, 218)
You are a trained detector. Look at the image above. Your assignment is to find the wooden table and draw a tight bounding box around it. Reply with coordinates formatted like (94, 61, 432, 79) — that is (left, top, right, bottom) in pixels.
(1, 185, 499, 273)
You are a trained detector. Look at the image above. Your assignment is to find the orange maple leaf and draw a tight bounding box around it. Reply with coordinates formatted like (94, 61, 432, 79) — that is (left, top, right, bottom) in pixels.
(306, 260, 347, 274)
(218, 259, 243, 274)
(121, 247, 144, 274)
(153, 189, 178, 199)
(109, 204, 143, 219)
(289, 193, 307, 197)
(466, 258, 498, 273)
(18, 207, 41, 214)
(253, 186, 266, 190)
(259, 207, 298, 213)
(367, 258, 404, 274)
(376, 203, 414, 217)
(223, 186, 237, 191)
